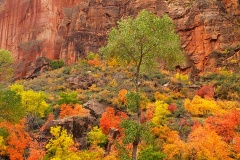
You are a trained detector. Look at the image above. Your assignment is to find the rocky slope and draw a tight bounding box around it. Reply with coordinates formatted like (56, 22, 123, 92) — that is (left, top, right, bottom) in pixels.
(0, 0, 239, 78)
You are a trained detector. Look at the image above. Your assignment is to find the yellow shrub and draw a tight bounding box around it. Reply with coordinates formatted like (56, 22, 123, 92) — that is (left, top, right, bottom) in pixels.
(217, 100, 238, 111)
(184, 95, 220, 116)
(175, 73, 190, 84)
(154, 92, 168, 101)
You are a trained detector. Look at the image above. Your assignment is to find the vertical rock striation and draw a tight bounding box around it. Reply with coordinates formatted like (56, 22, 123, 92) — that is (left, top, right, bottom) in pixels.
(168, 0, 240, 74)
(0, 0, 131, 78)
(0, 0, 239, 78)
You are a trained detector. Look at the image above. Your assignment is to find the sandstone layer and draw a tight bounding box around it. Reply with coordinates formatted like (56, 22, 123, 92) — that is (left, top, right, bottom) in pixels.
(0, 0, 239, 78)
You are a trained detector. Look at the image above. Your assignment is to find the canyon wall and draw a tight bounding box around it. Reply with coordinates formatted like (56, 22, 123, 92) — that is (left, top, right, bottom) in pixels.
(0, 0, 239, 78)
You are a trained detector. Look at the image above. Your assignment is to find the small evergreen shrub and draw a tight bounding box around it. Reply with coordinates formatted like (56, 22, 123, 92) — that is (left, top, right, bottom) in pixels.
(50, 60, 65, 69)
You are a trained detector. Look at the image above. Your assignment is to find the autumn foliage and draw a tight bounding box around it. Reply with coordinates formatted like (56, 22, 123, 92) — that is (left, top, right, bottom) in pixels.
(45, 126, 79, 159)
(87, 57, 101, 66)
(163, 126, 231, 160)
(0, 119, 31, 160)
(27, 140, 45, 160)
(167, 103, 178, 113)
(118, 89, 128, 105)
(59, 103, 89, 118)
(0, 9, 240, 160)
(196, 84, 214, 99)
(205, 109, 240, 142)
(87, 52, 101, 66)
(187, 126, 231, 160)
(100, 107, 127, 134)
(184, 95, 219, 116)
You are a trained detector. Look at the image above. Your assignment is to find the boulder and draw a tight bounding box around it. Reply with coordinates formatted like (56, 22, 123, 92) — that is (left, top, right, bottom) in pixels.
(67, 75, 95, 90)
(40, 115, 97, 150)
(83, 99, 108, 117)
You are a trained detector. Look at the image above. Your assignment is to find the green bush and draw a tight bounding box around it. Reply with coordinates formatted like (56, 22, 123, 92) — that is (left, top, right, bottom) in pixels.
(58, 91, 80, 105)
(63, 67, 71, 75)
(138, 146, 165, 160)
(200, 73, 240, 100)
(50, 59, 65, 69)
(87, 52, 99, 60)
(0, 127, 9, 138)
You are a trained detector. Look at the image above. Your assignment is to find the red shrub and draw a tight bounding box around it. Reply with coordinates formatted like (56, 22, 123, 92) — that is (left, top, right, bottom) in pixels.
(196, 84, 214, 99)
(100, 107, 127, 134)
(168, 103, 178, 112)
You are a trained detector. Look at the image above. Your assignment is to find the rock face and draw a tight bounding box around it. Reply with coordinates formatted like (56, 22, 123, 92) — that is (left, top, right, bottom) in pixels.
(0, 0, 239, 78)
(41, 115, 97, 149)
(24, 56, 50, 79)
(169, 0, 240, 74)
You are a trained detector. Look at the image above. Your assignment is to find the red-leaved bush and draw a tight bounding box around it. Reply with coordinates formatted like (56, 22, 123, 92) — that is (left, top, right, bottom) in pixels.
(100, 107, 127, 134)
(168, 103, 178, 113)
(196, 84, 214, 99)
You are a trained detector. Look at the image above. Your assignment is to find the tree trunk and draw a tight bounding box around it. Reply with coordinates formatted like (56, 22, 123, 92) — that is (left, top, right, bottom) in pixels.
(132, 53, 143, 159)
(132, 139, 139, 160)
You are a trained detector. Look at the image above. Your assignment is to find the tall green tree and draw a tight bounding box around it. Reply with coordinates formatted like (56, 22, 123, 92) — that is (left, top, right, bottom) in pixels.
(0, 89, 25, 123)
(0, 49, 14, 83)
(101, 10, 185, 160)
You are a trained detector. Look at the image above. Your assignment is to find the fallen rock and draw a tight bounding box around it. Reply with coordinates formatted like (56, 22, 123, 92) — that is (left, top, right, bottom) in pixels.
(24, 57, 50, 79)
(40, 115, 97, 150)
(83, 99, 108, 117)
(67, 75, 95, 89)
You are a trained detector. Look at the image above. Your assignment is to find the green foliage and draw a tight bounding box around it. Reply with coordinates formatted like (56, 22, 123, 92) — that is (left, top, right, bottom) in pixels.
(63, 66, 71, 75)
(58, 91, 79, 105)
(0, 127, 9, 139)
(214, 74, 240, 100)
(87, 52, 99, 60)
(0, 49, 14, 82)
(101, 10, 185, 72)
(138, 146, 165, 160)
(200, 73, 240, 100)
(87, 126, 107, 146)
(115, 142, 131, 160)
(50, 59, 65, 69)
(121, 120, 140, 144)
(126, 92, 141, 112)
(121, 120, 153, 145)
(101, 10, 185, 160)
(0, 89, 25, 123)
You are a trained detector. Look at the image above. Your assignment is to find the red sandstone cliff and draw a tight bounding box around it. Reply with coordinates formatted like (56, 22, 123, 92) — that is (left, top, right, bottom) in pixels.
(0, 0, 239, 79)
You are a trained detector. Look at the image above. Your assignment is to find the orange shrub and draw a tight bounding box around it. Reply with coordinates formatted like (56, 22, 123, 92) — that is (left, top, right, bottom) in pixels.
(27, 140, 45, 160)
(100, 107, 127, 134)
(87, 57, 101, 66)
(205, 109, 240, 142)
(60, 103, 89, 118)
(0, 119, 31, 160)
(118, 89, 128, 105)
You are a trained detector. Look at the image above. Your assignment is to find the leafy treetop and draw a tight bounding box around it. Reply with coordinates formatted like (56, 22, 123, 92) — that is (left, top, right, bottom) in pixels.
(101, 10, 185, 160)
(0, 49, 14, 82)
(101, 9, 185, 76)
